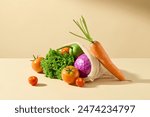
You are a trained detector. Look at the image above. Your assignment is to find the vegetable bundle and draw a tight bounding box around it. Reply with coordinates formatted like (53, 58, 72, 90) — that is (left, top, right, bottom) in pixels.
(32, 16, 126, 87)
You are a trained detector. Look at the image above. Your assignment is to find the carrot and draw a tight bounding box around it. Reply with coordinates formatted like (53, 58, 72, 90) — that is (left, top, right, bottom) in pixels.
(90, 41, 125, 81)
(70, 16, 126, 81)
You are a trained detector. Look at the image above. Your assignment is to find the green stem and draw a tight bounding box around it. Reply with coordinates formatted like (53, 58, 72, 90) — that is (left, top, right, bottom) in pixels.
(33, 55, 36, 60)
(73, 20, 88, 38)
(70, 16, 93, 43)
(81, 16, 89, 35)
(69, 32, 89, 41)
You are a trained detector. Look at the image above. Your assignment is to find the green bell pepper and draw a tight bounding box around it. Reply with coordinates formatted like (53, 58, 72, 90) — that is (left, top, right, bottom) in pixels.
(69, 43, 84, 58)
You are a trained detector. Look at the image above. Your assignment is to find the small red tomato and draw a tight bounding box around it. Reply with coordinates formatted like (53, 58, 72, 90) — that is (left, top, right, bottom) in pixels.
(75, 78, 85, 87)
(61, 47, 70, 54)
(28, 76, 38, 86)
(32, 55, 44, 73)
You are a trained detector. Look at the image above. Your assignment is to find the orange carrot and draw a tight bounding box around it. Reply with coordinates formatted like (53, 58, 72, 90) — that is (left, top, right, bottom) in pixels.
(70, 16, 126, 81)
(90, 41, 125, 81)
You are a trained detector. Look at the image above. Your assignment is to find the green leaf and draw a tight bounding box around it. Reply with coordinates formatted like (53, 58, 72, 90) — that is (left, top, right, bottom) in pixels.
(41, 49, 75, 80)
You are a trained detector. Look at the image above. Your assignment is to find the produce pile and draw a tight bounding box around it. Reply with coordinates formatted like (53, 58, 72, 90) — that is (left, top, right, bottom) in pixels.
(29, 16, 126, 87)
(41, 44, 91, 86)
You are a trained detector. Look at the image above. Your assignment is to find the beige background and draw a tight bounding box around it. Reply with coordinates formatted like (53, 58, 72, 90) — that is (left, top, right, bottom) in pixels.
(0, 0, 150, 58)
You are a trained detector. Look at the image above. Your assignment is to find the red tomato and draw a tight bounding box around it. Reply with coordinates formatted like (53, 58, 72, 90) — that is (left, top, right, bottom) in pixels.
(32, 56, 43, 73)
(28, 76, 38, 86)
(75, 78, 85, 87)
(61, 47, 70, 54)
(61, 66, 79, 84)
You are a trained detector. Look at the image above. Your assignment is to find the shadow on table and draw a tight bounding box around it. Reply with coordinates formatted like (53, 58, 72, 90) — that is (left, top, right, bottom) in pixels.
(85, 69, 150, 88)
(122, 70, 150, 84)
(36, 83, 47, 87)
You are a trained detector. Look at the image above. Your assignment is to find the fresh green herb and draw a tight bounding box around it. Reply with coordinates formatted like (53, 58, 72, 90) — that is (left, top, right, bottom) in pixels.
(70, 16, 94, 43)
(41, 49, 74, 80)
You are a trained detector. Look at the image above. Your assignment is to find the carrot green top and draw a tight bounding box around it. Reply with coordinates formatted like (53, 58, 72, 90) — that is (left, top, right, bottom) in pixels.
(70, 16, 94, 43)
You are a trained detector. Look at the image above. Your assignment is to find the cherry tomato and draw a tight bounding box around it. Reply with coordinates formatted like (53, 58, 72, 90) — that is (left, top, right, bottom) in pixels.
(75, 78, 85, 87)
(61, 66, 79, 84)
(28, 76, 38, 86)
(61, 47, 70, 54)
(32, 55, 43, 73)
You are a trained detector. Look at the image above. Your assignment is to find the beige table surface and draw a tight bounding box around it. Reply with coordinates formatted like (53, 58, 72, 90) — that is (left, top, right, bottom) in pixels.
(0, 58, 150, 100)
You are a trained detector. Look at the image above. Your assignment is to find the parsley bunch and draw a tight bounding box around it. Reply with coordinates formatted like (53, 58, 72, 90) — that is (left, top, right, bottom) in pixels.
(41, 49, 74, 80)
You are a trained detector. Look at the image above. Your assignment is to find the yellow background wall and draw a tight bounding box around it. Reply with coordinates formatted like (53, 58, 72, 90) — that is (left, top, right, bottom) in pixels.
(0, 0, 150, 58)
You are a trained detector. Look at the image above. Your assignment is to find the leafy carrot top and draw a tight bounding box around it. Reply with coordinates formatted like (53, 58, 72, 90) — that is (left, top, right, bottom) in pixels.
(70, 16, 94, 43)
